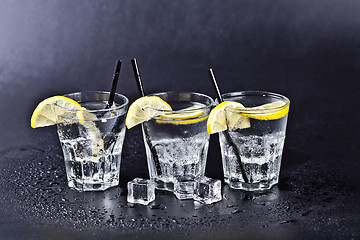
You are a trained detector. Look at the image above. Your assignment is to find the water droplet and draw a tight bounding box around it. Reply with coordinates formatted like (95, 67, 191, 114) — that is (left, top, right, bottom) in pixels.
(127, 203, 135, 208)
(149, 204, 166, 210)
(231, 209, 243, 214)
(279, 219, 297, 224)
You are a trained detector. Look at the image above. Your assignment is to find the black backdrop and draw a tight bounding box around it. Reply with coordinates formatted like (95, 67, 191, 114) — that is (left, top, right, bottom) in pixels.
(1, 1, 359, 97)
(0, 1, 359, 239)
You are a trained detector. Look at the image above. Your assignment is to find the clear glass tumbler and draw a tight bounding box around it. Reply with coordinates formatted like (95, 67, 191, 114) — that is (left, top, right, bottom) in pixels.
(219, 91, 290, 191)
(54, 91, 128, 191)
(142, 91, 214, 195)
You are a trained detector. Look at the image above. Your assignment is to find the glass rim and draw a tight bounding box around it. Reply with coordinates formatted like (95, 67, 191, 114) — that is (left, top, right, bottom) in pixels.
(146, 91, 215, 114)
(54, 91, 129, 113)
(223, 90, 290, 114)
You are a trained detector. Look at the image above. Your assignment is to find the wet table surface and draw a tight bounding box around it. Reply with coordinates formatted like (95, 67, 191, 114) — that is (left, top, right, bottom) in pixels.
(0, 67, 359, 240)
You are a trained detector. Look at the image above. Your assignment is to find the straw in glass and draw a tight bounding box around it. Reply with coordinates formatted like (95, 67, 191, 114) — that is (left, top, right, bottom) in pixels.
(103, 60, 122, 149)
(106, 60, 122, 108)
(208, 68, 249, 183)
(131, 58, 163, 177)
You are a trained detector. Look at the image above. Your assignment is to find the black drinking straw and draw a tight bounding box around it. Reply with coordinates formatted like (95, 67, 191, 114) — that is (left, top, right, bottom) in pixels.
(102, 60, 122, 149)
(208, 69, 249, 183)
(131, 58, 162, 177)
(131, 59, 145, 96)
(106, 60, 122, 108)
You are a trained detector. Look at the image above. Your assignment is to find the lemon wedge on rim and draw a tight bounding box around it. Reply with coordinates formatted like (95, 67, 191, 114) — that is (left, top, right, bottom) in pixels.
(155, 105, 207, 125)
(160, 105, 204, 119)
(240, 101, 289, 120)
(125, 96, 172, 129)
(31, 96, 82, 128)
(31, 96, 105, 163)
(207, 100, 289, 134)
(207, 101, 250, 134)
(156, 115, 209, 125)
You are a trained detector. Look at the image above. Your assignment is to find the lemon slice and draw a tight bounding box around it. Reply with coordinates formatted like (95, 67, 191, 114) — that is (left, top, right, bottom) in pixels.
(125, 96, 172, 129)
(207, 100, 289, 134)
(31, 96, 104, 163)
(160, 105, 204, 119)
(76, 107, 104, 162)
(240, 101, 289, 120)
(156, 115, 209, 125)
(31, 96, 81, 128)
(207, 101, 250, 134)
(76, 107, 98, 124)
(156, 105, 207, 124)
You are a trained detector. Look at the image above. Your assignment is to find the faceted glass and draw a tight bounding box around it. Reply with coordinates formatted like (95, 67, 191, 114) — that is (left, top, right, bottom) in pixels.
(219, 91, 290, 191)
(142, 91, 214, 193)
(174, 176, 195, 200)
(54, 91, 128, 191)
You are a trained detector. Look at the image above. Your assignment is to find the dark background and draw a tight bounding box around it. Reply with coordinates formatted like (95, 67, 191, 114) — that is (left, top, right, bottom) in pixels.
(0, 1, 359, 239)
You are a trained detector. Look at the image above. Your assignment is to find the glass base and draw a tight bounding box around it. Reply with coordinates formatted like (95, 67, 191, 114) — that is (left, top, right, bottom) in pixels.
(174, 192, 193, 200)
(68, 179, 119, 192)
(154, 179, 174, 192)
(225, 177, 278, 191)
(174, 178, 195, 200)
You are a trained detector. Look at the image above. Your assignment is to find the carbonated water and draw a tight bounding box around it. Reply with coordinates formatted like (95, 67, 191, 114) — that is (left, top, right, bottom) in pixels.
(56, 101, 126, 191)
(143, 101, 210, 191)
(219, 113, 287, 191)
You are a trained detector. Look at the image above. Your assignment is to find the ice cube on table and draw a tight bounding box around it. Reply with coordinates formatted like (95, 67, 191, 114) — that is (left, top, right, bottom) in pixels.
(174, 176, 195, 200)
(127, 178, 155, 205)
(193, 177, 222, 204)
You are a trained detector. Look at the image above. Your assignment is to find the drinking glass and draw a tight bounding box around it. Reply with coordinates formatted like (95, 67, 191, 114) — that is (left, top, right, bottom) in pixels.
(219, 91, 290, 191)
(54, 91, 128, 191)
(142, 91, 214, 196)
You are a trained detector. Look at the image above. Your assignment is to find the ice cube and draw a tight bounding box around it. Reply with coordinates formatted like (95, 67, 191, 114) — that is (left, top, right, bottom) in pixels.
(127, 178, 155, 205)
(193, 177, 222, 204)
(174, 176, 194, 200)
